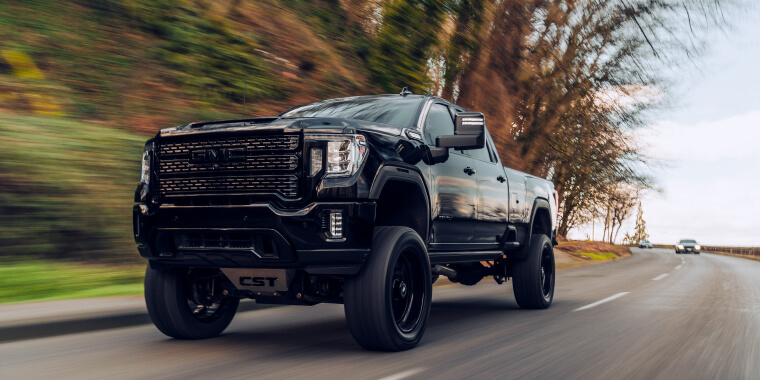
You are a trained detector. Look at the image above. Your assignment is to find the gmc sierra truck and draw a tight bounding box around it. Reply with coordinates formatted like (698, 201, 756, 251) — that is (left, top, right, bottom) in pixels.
(134, 89, 558, 351)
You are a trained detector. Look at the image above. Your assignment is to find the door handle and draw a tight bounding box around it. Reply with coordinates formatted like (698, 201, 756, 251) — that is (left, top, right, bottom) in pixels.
(497, 175, 506, 183)
(464, 167, 476, 176)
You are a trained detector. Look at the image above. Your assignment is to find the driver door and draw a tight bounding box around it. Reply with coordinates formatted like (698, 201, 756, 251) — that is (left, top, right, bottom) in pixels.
(424, 103, 477, 246)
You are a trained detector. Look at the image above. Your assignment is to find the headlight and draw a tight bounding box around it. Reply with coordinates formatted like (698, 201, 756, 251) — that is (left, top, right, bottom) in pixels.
(677, 245, 684, 249)
(140, 142, 154, 186)
(695, 245, 701, 250)
(306, 134, 368, 178)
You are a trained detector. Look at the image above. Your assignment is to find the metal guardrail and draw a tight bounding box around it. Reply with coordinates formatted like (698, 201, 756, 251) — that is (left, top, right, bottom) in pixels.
(640, 245, 760, 257)
(701, 246, 760, 257)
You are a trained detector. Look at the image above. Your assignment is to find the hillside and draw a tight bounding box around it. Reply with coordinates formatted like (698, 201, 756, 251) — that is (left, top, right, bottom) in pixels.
(0, 0, 372, 133)
(0, 1, 378, 261)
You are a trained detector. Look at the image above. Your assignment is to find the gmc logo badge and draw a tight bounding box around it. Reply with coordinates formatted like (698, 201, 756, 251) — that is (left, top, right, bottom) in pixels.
(240, 277, 278, 287)
(189, 147, 246, 165)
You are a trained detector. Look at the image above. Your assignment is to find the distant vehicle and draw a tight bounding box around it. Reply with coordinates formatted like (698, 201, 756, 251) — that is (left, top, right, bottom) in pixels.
(638, 239, 653, 249)
(675, 239, 700, 254)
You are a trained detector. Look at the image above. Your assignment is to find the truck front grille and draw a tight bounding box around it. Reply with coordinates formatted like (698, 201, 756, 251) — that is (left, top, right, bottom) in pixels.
(159, 175, 298, 197)
(156, 134, 301, 198)
(159, 155, 298, 174)
(160, 135, 299, 154)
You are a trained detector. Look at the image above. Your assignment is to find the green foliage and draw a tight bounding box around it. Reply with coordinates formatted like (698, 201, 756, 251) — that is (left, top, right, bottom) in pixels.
(0, 0, 287, 122)
(0, 1, 139, 119)
(0, 258, 144, 303)
(0, 115, 144, 261)
(123, 0, 283, 104)
(578, 252, 618, 260)
(368, 0, 449, 94)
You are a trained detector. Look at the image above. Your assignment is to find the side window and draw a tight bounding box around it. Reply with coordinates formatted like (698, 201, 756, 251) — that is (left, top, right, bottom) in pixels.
(424, 103, 455, 145)
(464, 135, 492, 163)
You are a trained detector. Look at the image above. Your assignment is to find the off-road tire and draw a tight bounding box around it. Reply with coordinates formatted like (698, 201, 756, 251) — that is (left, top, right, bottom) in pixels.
(512, 234, 555, 309)
(145, 266, 239, 339)
(344, 227, 432, 351)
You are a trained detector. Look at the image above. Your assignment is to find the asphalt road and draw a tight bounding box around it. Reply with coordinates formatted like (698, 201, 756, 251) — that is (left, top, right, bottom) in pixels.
(2, 248, 759, 379)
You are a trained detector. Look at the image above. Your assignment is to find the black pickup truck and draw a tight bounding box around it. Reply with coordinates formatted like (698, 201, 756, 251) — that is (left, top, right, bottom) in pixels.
(134, 90, 558, 351)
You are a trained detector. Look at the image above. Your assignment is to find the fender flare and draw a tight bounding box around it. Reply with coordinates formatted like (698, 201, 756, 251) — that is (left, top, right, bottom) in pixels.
(513, 198, 553, 260)
(369, 164, 431, 242)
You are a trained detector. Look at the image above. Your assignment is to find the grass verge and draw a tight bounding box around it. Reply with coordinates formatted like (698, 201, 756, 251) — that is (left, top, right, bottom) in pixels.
(574, 252, 619, 260)
(554, 240, 630, 270)
(0, 259, 144, 304)
(0, 113, 145, 262)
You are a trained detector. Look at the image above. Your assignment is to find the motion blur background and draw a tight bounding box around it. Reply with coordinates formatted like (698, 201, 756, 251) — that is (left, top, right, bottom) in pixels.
(0, 0, 756, 302)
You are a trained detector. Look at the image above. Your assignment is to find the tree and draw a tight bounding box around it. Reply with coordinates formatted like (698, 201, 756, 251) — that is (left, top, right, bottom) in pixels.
(632, 201, 649, 243)
(622, 232, 634, 246)
(364, 0, 735, 238)
(597, 185, 639, 244)
(366, 0, 449, 94)
(432, 0, 734, 238)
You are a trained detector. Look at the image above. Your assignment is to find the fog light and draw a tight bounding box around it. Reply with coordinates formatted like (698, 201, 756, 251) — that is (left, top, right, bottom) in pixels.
(310, 148, 323, 176)
(329, 211, 343, 238)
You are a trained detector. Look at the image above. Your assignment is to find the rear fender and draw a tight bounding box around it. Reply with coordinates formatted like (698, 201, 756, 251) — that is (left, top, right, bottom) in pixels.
(510, 198, 552, 260)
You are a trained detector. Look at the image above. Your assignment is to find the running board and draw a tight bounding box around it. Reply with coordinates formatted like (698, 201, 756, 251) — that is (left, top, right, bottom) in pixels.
(428, 251, 504, 264)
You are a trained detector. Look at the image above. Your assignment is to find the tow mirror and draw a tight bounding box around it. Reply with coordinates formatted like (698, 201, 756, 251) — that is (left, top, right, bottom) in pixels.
(435, 112, 486, 150)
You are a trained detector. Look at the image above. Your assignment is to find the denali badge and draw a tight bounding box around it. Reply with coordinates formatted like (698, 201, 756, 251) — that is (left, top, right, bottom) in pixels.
(189, 146, 246, 165)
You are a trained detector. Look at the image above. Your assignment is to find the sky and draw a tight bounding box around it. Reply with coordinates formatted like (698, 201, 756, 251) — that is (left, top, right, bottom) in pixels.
(569, 7, 760, 246)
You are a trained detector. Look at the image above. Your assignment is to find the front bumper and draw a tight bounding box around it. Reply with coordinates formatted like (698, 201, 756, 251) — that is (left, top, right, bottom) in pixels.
(133, 201, 376, 274)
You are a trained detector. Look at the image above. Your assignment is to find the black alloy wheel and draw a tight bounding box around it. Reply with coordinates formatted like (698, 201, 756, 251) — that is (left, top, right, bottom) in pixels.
(539, 243, 554, 303)
(344, 226, 432, 351)
(145, 266, 240, 339)
(512, 234, 555, 309)
(391, 248, 425, 333)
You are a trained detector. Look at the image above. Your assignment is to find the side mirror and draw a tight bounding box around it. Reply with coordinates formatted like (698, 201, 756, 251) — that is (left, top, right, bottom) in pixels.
(436, 112, 486, 150)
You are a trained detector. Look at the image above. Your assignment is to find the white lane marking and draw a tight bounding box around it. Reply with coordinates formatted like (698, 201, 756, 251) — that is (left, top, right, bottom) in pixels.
(379, 368, 426, 380)
(652, 273, 669, 281)
(675, 265, 682, 270)
(574, 292, 630, 311)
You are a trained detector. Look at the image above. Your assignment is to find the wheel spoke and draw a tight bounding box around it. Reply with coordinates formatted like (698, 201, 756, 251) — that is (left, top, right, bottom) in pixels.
(185, 269, 229, 322)
(540, 249, 554, 299)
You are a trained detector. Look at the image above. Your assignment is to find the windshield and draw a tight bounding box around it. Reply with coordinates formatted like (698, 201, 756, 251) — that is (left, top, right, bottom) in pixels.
(640, 240, 650, 243)
(281, 97, 421, 127)
(679, 239, 697, 244)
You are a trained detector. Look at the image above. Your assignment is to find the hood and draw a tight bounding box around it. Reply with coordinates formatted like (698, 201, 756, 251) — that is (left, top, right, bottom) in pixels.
(158, 116, 406, 138)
